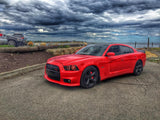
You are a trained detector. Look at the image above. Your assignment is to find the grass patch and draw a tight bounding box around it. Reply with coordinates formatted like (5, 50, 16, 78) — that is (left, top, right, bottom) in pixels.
(145, 48, 160, 64)
(0, 45, 14, 47)
(148, 57, 160, 64)
(149, 48, 160, 51)
(63, 45, 70, 48)
(58, 45, 70, 48)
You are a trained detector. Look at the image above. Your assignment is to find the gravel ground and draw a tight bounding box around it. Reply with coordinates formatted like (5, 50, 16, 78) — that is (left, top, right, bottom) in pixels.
(0, 51, 53, 73)
(0, 61, 160, 120)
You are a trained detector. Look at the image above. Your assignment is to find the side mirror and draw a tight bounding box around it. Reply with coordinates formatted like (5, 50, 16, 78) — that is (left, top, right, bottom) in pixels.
(106, 52, 115, 56)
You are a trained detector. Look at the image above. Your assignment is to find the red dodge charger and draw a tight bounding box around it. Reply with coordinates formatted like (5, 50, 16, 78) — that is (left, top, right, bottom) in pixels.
(44, 44, 146, 88)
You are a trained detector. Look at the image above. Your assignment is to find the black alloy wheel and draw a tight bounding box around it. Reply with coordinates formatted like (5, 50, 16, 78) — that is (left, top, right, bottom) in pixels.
(80, 66, 98, 88)
(134, 60, 143, 76)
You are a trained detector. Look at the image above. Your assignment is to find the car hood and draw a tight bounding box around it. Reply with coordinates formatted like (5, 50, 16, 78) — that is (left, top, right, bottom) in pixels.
(47, 54, 97, 65)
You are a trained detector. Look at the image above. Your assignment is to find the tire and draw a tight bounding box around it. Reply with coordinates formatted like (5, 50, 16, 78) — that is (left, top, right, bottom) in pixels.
(8, 40, 17, 47)
(133, 60, 143, 76)
(80, 66, 99, 88)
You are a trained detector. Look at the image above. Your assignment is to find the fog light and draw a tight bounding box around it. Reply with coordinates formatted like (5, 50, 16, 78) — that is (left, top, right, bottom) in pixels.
(64, 79, 71, 83)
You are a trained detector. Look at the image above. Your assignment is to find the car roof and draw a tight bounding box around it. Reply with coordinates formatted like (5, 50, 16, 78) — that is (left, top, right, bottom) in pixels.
(89, 43, 132, 47)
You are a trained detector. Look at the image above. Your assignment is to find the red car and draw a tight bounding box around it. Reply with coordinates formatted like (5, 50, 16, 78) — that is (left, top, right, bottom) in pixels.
(44, 44, 146, 88)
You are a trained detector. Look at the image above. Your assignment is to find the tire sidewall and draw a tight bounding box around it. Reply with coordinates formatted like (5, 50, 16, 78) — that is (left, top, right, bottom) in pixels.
(134, 60, 143, 76)
(8, 40, 17, 47)
(80, 66, 98, 88)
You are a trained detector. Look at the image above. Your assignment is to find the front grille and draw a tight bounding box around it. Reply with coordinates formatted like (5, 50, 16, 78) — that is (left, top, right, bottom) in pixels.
(46, 64, 60, 81)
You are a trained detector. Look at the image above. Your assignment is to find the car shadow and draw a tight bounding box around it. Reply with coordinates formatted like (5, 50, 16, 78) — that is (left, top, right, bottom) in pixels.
(97, 74, 134, 85)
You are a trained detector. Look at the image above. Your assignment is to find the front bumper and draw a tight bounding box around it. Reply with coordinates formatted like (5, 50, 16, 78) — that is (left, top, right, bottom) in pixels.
(44, 62, 82, 86)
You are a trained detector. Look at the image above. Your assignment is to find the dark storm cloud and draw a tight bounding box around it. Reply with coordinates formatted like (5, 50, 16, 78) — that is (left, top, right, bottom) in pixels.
(0, 0, 160, 36)
(0, 0, 8, 5)
(0, 24, 34, 31)
(111, 0, 160, 13)
(2, 1, 91, 27)
(70, 0, 160, 14)
(0, 0, 8, 12)
(0, 26, 32, 31)
(141, 22, 160, 28)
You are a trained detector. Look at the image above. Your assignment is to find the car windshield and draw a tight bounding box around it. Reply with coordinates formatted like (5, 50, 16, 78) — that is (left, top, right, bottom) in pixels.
(76, 44, 108, 56)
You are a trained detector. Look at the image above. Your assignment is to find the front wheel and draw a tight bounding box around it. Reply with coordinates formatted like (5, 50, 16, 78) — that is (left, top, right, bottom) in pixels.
(80, 66, 99, 88)
(133, 60, 143, 76)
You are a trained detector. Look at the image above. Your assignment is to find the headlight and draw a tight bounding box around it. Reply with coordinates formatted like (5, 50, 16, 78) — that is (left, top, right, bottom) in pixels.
(64, 65, 79, 71)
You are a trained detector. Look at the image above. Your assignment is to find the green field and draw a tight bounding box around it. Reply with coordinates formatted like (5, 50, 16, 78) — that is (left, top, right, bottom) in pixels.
(0, 45, 14, 47)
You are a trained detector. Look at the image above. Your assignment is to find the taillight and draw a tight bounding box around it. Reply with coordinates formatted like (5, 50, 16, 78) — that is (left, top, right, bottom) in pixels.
(21, 37, 24, 39)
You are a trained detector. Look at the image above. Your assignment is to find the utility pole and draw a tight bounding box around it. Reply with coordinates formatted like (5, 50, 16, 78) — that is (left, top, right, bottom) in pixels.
(135, 41, 136, 48)
(147, 37, 150, 50)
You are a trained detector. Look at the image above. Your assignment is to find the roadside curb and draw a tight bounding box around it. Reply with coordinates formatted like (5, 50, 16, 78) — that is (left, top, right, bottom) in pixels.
(0, 63, 45, 80)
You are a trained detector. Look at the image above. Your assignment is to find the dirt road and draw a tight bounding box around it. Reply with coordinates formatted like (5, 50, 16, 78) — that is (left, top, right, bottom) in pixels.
(0, 61, 160, 120)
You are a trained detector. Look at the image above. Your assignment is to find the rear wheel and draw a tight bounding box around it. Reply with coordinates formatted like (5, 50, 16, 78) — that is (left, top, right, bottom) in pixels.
(134, 60, 143, 76)
(80, 66, 98, 88)
(8, 40, 17, 47)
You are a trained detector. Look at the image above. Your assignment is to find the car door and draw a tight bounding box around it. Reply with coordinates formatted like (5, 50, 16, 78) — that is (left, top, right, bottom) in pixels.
(119, 45, 137, 71)
(106, 45, 125, 75)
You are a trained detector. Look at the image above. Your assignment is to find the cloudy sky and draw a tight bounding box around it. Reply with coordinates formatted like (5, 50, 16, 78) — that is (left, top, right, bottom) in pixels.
(0, 0, 160, 43)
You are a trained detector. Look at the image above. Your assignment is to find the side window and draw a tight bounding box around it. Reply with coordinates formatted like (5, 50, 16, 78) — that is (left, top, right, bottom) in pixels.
(120, 46, 134, 54)
(107, 45, 121, 55)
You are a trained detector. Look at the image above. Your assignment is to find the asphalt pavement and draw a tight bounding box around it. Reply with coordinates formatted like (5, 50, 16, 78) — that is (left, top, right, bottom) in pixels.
(0, 61, 160, 120)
